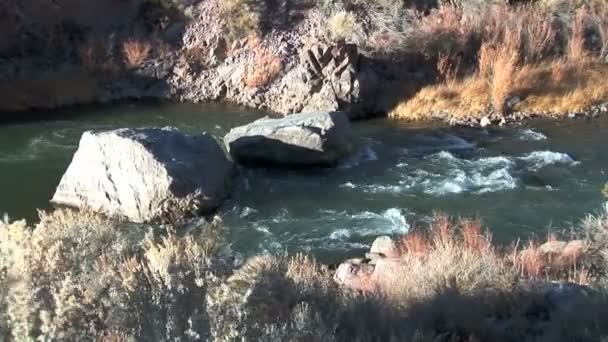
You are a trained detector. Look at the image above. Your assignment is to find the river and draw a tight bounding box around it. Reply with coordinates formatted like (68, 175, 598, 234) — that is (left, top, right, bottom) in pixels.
(1, 102, 606, 263)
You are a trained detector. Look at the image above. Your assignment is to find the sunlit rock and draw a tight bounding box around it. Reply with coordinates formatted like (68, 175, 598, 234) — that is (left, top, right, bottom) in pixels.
(224, 111, 355, 166)
(52, 127, 233, 223)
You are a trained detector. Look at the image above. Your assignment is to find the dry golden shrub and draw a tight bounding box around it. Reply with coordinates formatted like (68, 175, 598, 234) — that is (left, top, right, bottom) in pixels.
(327, 11, 363, 43)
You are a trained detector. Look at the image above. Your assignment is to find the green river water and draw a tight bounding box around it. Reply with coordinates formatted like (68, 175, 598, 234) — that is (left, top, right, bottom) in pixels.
(1, 102, 606, 263)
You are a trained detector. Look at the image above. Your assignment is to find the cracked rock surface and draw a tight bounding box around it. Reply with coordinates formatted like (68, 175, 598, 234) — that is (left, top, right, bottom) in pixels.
(224, 111, 355, 166)
(52, 127, 233, 223)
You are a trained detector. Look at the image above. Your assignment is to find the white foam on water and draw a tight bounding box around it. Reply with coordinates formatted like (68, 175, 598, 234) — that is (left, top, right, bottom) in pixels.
(340, 182, 357, 189)
(253, 223, 272, 235)
(403, 152, 517, 195)
(354, 184, 409, 194)
(239, 206, 258, 218)
(420, 153, 518, 195)
(382, 208, 410, 232)
(519, 151, 579, 171)
(304, 208, 411, 250)
(258, 241, 285, 254)
(271, 208, 290, 223)
(348, 208, 411, 235)
(241, 207, 411, 252)
(300, 236, 370, 251)
(339, 152, 518, 196)
(519, 129, 548, 141)
(329, 229, 352, 240)
(339, 148, 580, 197)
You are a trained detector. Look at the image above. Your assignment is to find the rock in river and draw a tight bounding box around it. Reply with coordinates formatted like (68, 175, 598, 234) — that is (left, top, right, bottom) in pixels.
(224, 111, 355, 166)
(51, 127, 233, 223)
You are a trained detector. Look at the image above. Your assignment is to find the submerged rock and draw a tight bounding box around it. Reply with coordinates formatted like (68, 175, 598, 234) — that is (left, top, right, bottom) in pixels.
(224, 111, 355, 166)
(368, 235, 400, 259)
(52, 127, 233, 223)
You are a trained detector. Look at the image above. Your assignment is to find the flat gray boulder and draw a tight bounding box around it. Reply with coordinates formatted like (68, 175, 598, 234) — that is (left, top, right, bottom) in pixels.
(52, 127, 233, 223)
(224, 111, 354, 166)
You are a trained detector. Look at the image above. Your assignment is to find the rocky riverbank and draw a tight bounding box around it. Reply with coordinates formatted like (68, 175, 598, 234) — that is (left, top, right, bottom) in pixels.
(0, 0, 408, 120)
(2, 0, 608, 126)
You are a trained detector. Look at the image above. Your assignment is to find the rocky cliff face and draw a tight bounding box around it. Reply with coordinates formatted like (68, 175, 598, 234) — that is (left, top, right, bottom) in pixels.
(163, 2, 380, 118)
(0, 0, 396, 118)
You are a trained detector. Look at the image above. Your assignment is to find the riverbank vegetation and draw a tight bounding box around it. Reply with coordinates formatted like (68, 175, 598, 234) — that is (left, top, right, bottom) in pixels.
(1, 207, 608, 340)
(387, 2, 608, 120)
(3, 0, 608, 120)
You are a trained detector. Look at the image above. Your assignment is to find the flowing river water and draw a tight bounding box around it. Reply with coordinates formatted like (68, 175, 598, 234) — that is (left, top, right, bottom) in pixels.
(1, 102, 607, 263)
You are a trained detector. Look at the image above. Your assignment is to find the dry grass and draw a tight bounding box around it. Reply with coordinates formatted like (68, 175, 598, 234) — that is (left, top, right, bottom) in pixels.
(378, 213, 601, 301)
(391, 59, 608, 120)
(376, 215, 513, 303)
(489, 42, 520, 114)
(390, 2, 608, 121)
(516, 61, 608, 113)
(0, 209, 225, 340)
(327, 10, 364, 43)
(567, 8, 589, 63)
(121, 39, 152, 69)
(389, 76, 490, 120)
(242, 47, 283, 88)
(1, 208, 608, 340)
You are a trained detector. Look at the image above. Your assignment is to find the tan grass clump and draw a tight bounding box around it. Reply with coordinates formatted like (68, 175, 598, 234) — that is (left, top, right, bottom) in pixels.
(567, 8, 589, 64)
(387, 215, 512, 303)
(327, 11, 364, 43)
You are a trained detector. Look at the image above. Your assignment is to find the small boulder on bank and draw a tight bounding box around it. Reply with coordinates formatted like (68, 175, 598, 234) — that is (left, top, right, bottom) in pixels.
(51, 127, 233, 223)
(224, 111, 355, 166)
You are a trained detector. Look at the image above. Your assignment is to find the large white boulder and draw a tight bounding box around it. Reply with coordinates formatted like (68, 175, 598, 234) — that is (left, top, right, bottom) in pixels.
(52, 127, 233, 223)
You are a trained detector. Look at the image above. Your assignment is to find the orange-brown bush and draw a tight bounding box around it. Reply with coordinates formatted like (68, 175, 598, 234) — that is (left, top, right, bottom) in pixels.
(392, 213, 600, 290)
(242, 47, 283, 88)
(121, 39, 152, 69)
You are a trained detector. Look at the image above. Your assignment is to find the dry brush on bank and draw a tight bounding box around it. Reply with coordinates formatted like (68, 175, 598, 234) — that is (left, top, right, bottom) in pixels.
(3, 0, 608, 119)
(2, 208, 608, 340)
(213, 0, 608, 120)
(388, 1, 608, 120)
